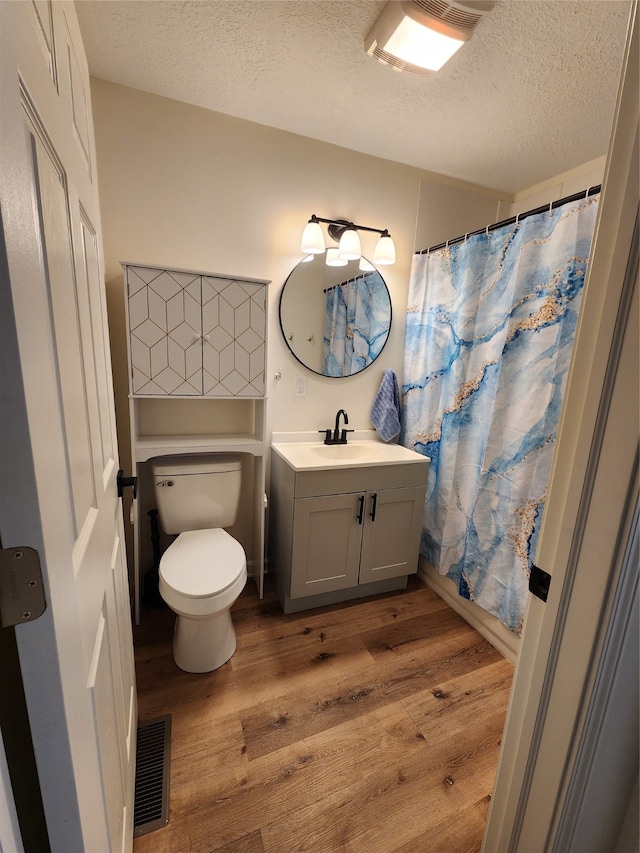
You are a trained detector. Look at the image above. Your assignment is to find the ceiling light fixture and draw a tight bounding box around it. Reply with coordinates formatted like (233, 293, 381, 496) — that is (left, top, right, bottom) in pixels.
(365, 1, 495, 75)
(300, 215, 396, 266)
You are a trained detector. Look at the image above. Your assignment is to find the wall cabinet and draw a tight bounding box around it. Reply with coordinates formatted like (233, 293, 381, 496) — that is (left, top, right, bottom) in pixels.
(270, 449, 429, 613)
(123, 263, 270, 622)
(126, 265, 266, 396)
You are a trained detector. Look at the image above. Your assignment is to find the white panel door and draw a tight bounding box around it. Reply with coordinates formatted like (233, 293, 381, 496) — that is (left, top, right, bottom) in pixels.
(0, 2, 136, 851)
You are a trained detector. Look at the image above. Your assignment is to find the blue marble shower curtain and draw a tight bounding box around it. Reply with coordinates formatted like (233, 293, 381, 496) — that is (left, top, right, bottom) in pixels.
(401, 194, 599, 634)
(323, 274, 387, 376)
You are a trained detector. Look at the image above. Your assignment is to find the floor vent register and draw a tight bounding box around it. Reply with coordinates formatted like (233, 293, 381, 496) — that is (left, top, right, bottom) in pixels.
(133, 714, 172, 837)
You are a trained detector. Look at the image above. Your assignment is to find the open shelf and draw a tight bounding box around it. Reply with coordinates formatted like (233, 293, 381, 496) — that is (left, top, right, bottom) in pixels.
(130, 396, 266, 461)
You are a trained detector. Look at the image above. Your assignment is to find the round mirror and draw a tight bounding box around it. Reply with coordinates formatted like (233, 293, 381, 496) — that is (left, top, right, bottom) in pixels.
(279, 255, 392, 377)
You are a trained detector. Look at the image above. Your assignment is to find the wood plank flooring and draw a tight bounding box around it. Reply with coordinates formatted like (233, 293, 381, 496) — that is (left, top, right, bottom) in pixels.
(133, 576, 514, 853)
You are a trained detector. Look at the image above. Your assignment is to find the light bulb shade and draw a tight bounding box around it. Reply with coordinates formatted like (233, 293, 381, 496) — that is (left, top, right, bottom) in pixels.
(326, 248, 348, 267)
(365, 1, 493, 74)
(338, 227, 361, 260)
(359, 258, 375, 272)
(383, 14, 466, 71)
(301, 219, 325, 254)
(373, 234, 396, 265)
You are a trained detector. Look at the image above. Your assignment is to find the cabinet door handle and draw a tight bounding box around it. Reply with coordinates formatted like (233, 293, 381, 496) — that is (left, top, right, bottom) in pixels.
(357, 495, 365, 525)
(370, 492, 377, 522)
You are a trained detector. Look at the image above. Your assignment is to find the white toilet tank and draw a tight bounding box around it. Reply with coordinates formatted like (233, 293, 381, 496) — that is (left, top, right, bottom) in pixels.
(151, 454, 242, 534)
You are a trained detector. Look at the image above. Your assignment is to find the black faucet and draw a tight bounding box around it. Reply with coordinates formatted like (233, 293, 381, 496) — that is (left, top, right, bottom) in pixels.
(319, 409, 354, 445)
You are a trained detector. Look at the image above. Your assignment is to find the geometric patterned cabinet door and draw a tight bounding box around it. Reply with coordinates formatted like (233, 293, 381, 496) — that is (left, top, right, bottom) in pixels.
(202, 275, 266, 396)
(125, 264, 267, 397)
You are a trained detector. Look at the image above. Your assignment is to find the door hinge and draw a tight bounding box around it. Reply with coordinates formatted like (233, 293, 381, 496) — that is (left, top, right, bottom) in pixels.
(0, 547, 46, 628)
(529, 564, 551, 603)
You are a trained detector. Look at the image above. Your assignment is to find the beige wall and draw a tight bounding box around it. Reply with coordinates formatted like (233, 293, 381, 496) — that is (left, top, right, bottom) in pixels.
(413, 157, 607, 255)
(499, 156, 606, 218)
(415, 178, 506, 251)
(91, 78, 506, 478)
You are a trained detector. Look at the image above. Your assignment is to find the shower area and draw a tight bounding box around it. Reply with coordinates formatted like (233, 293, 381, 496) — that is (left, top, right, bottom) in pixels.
(401, 188, 601, 647)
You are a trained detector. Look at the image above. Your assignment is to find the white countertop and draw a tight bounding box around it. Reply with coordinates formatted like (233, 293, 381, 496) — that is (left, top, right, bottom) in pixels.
(271, 438, 430, 472)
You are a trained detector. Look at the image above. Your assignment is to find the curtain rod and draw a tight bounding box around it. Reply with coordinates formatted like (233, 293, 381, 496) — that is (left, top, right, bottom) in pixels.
(323, 270, 375, 293)
(416, 184, 601, 256)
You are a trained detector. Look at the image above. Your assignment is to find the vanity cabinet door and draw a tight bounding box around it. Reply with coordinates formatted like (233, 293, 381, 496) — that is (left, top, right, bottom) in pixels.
(290, 493, 363, 598)
(359, 486, 425, 585)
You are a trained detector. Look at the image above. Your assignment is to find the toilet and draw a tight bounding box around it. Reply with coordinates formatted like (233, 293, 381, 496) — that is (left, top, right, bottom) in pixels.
(151, 454, 247, 673)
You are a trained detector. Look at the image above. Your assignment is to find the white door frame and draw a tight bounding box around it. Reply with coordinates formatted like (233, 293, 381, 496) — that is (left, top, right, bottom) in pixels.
(0, 730, 23, 853)
(484, 4, 638, 849)
(554, 491, 638, 851)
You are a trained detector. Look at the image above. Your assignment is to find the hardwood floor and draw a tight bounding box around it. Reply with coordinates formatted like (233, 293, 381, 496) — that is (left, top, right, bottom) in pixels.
(133, 576, 514, 853)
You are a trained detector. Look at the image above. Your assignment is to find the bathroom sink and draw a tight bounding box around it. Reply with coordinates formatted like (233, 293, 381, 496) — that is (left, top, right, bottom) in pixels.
(310, 443, 385, 461)
(271, 439, 427, 471)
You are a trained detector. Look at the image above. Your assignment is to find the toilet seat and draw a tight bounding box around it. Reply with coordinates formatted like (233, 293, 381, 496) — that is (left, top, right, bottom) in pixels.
(160, 528, 246, 598)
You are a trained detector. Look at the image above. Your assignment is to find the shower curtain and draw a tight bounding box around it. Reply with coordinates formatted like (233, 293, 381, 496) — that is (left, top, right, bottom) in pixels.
(401, 193, 599, 634)
(323, 274, 387, 376)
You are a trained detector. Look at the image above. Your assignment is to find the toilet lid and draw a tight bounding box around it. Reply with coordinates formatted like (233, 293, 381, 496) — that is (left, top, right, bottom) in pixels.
(159, 529, 246, 598)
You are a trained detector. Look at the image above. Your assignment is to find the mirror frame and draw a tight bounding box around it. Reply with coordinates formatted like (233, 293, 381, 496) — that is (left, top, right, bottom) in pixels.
(278, 255, 393, 378)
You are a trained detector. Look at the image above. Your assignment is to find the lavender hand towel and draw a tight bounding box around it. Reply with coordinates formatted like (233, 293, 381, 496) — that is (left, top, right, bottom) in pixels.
(370, 369, 401, 441)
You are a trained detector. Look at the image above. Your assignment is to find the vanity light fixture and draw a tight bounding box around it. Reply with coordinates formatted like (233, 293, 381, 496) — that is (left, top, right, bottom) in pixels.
(300, 216, 326, 254)
(338, 225, 362, 261)
(300, 215, 396, 266)
(365, 1, 495, 75)
(373, 230, 396, 266)
(326, 248, 348, 267)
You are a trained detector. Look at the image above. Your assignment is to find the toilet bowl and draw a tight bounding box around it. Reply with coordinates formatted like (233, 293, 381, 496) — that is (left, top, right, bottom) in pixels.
(159, 528, 247, 672)
(151, 454, 247, 673)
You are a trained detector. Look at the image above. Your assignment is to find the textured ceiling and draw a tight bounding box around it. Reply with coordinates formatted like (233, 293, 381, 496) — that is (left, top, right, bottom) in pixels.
(75, 0, 632, 194)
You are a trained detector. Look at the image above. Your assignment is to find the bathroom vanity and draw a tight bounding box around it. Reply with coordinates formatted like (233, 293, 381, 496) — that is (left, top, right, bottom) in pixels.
(269, 437, 429, 613)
